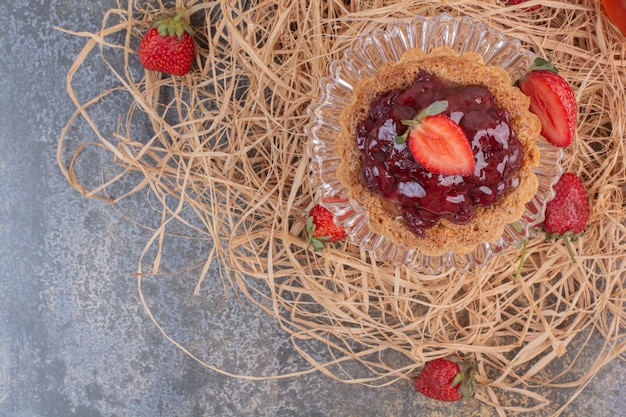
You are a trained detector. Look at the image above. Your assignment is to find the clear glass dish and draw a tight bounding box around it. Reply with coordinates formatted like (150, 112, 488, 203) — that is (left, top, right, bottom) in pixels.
(305, 13, 563, 274)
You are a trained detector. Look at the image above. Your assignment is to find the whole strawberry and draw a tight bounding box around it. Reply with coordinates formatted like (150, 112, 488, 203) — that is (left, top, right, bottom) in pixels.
(543, 172, 589, 261)
(517, 57, 577, 147)
(414, 355, 477, 402)
(138, 9, 195, 76)
(306, 204, 347, 251)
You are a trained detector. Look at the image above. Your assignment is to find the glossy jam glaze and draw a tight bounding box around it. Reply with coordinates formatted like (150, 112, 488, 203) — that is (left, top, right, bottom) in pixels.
(356, 71, 523, 236)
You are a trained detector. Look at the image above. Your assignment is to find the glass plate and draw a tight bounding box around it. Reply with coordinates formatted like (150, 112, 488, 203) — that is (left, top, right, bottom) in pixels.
(305, 13, 563, 274)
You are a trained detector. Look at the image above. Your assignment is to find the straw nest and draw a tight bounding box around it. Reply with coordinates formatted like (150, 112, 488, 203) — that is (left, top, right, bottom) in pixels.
(58, 0, 626, 415)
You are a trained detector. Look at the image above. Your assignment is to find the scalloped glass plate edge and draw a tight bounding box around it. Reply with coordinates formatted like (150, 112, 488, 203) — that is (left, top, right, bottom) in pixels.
(306, 13, 564, 275)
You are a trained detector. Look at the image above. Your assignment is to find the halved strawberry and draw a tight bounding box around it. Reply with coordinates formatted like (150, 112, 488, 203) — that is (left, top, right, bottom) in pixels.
(406, 115, 475, 176)
(396, 101, 474, 176)
(517, 58, 577, 147)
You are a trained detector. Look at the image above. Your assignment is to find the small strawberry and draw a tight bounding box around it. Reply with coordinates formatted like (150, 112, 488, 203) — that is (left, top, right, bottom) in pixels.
(517, 57, 577, 147)
(506, 0, 542, 11)
(542, 172, 589, 261)
(396, 100, 475, 176)
(138, 8, 195, 76)
(306, 204, 347, 251)
(414, 355, 477, 402)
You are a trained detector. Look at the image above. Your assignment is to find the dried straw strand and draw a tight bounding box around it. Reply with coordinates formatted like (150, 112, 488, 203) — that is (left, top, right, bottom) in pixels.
(57, 1, 626, 415)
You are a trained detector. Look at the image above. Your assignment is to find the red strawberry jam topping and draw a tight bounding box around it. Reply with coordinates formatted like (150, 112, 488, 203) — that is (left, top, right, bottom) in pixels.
(356, 71, 524, 237)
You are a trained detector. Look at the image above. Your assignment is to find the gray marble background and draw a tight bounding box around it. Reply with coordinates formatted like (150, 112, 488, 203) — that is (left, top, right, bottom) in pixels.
(1, 1, 625, 416)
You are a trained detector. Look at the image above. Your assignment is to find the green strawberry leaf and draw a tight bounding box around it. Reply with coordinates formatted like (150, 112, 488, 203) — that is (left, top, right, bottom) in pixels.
(451, 372, 465, 387)
(514, 238, 528, 282)
(529, 55, 558, 73)
(417, 100, 449, 119)
(311, 237, 329, 251)
(152, 8, 193, 40)
(395, 133, 408, 144)
(156, 21, 169, 37)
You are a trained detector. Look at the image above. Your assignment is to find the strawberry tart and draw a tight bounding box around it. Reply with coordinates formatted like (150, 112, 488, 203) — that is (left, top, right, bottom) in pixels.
(335, 46, 541, 255)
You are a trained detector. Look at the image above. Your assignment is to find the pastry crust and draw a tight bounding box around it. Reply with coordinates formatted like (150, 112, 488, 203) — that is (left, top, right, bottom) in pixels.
(335, 46, 541, 255)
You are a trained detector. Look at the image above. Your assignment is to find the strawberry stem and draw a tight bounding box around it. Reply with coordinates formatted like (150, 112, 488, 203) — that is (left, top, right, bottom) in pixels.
(515, 239, 528, 282)
(561, 235, 577, 263)
(545, 231, 581, 263)
(174, 7, 187, 21)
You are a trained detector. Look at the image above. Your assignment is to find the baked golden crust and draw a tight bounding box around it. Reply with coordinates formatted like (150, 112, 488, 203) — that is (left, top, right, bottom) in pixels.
(335, 46, 541, 255)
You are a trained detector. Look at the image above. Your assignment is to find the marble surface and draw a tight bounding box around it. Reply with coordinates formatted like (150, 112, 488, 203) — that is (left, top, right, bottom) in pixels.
(1, 1, 625, 416)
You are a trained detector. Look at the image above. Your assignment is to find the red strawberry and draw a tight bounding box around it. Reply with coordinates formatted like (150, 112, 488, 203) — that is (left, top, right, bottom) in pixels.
(414, 356, 477, 402)
(517, 58, 577, 147)
(396, 100, 475, 176)
(542, 172, 589, 261)
(506, 0, 542, 11)
(306, 204, 347, 251)
(601, 0, 626, 36)
(138, 9, 195, 76)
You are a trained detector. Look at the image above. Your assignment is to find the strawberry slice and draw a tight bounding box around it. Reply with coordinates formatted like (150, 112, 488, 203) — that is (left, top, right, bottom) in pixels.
(396, 101, 475, 176)
(517, 58, 577, 147)
(407, 115, 475, 176)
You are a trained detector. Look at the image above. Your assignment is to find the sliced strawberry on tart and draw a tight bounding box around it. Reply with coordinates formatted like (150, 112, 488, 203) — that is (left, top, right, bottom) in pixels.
(395, 100, 476, 177)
